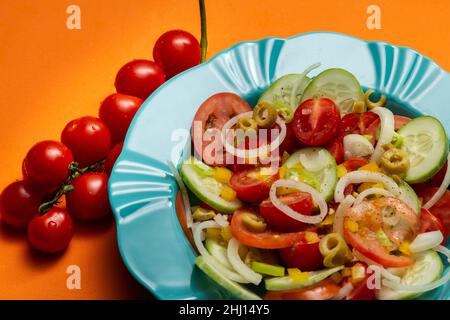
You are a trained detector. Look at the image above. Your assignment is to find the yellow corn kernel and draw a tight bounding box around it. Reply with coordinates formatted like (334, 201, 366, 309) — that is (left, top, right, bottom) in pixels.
(345, 219, 359, 233)
(399, 241, 411, 256)
(358, 162, 382, 173)
(351, 263, 366, 282)
(214, 167, 233, 184)
(337, 165, 347, 178)
(206, 228, 221, 241)
(321, 215, 335, 226)
(220, 185, 237, 201)
(352, 101, 365, 114)
(305, 231, 320, 243)
(220, 226, 233, 242)
(279, 166, 287, 179)
(287, 268, 309, 283)
(341, 267, 352, 278)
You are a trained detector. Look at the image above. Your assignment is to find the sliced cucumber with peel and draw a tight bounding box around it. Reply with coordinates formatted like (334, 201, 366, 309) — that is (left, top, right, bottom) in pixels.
(283, 148, 338, 202)
(300, 68, 365, 115)
(258, 74, 311, 110)
(398, 116, 449, 184)
(398, 180, 421, 215)
(377, 250, 443, 300)
(180, 157, 242, 214)
(205, 238, 234, 270)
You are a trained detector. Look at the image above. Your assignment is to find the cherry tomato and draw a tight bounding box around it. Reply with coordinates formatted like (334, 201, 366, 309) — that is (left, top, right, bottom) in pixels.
(326, 138, 344, 164)
(415, 161, 447, 190)
(419, 208, 446, 240)
(274, 122, 302, 155)
(153, 30, 201, 79)
(23, 140, 74, 190)
(343, 262, 376, 300)
(363, 115, 412, 143)
(61, 116, 112, 168)
(279, 238, 323, 271)
(265, 279, 340, 300)
(344, 197, 418, 267)
(105, 143, 123, 176)
(416, 187, 450, 236)
(27, 207, 74, 253)
(115, 60, 166, 100)
(0, 180, 43, 228)
(192, 93, 251, 165)
(230, 168, 278, 203)
(66, 173, 111, 221)
(338, 113, 360, 138)
(358, 112, 379, 133)
(259, 192, 313, 232)
(341, 157, 369, 172)
(230, 208, 307, 249)
(292, 98, 341, 146)
(99, 93, 143, 144)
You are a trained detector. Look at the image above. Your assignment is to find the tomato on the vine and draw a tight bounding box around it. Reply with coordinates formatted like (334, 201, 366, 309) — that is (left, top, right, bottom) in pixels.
(61, 116, 112, 168)
(153, 30, 201, 79)
(105, 143, 123, 176)
(99, 93, 143, 145)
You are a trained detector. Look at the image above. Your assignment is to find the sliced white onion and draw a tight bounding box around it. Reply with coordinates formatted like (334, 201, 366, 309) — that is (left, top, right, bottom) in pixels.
(333, 195, 355, 237)
(343, 134, 374, 160)
(192, 220, 249, 283)
(227, 238, 262, 285)
(424, 153, 450, 209)
(289, 63, 321, 109)
(410, 231, 444, 253)
(168, 161, 193, 228)
(331, 282, 354, 300)
(352, 250, 401, 283)
(221, 112, 286, 159)
(299, 149, 327, 172)
(269, 179, 328, 224)
(370, 107, 395, 163)
(214, 214, 229, 227)
(382, 245, 450, 292)
(354, 188, 391, 206)
(334, 171, 400, 203)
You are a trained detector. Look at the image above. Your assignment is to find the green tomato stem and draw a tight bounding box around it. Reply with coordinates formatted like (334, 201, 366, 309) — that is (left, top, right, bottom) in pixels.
(199, 0, 207, 62)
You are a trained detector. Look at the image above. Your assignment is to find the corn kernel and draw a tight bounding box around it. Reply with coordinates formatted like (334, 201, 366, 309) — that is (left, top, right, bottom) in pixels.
(305, 231, 320, 243)
(345, 219, 359, 233)
(214, 167, 233, 184)
(279, 166, 287, 179)
(206, 228, 221, 241)
(337, 165, 347, 178)
(287, 268, 309, 283)
(358, 162, 382, 173)
(220, 226, 233, 242)
(220, 185, 237, 201)
(399, 241, 411, 256)
(321, 215, 334, 226)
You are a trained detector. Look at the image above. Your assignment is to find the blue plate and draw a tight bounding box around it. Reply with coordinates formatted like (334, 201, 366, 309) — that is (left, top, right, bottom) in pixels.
(109, 32, 450, 300)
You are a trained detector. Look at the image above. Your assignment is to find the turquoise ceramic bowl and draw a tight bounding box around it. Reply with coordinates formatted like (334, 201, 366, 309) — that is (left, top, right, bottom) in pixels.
(109, 32, 450, 300)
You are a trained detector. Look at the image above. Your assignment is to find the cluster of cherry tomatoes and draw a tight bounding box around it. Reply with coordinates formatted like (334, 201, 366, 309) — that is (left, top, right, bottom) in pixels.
(0, 30, 201, 254)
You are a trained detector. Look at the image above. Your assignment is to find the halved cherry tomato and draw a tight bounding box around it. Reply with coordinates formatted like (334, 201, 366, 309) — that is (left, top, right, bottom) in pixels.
(264, 279, 340, 300)
(416, 187, 450, 237)
(419, 208, 446, 241)
(292, 98, 341, 146)
(415, 161, 447, 190)
(229, 167, 278, 203)
(279, 238, 323, 271)
(230, 208, 306, 249)
(341, 157, 369, 172)
(326, 138, 344, 164)
(340, 262, 376, 300)
(259, 192, 313, 232)
(363, 115, 412, 142)
(358, 112, 379, 133)
(192, 93, 251, 165)
(344, 197, 418, 267)
(338, 113, 360, 138)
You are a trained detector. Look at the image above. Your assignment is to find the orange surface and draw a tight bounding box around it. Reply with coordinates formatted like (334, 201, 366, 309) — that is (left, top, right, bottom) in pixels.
(0, 0, 449, 299)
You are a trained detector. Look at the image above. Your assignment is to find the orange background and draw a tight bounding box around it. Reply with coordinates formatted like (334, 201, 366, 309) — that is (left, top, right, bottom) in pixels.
(0, 0, 449, 299)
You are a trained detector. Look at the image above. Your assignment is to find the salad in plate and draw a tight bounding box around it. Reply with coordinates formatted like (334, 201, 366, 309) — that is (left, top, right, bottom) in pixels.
(171, 65, 450, 300)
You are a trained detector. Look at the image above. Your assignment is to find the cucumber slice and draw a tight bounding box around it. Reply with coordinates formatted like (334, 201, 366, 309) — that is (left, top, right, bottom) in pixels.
(195, 256, 262, 300)
(180, 157, 242, 214)
(205, 238, 234, 270)
(398, 116, 449, 184)
(300, 68, 365, 115)
(265, 266, 343, 291)
(258, 74, 311, 110)
(283, 148, 338, 202)
(398, 180, 421, 215)
(377, 250, 443, 300)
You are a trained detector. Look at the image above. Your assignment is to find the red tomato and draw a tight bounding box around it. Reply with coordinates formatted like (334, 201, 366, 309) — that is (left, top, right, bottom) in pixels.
(105, 143, 123, 176)
(61, 116, 112, 168)
(192, 93, 251, 165)
(27, 207, 74, 253)
(0, 180, 43, 228)
(419, 208, 446, 240)
(344, 197, 418, 267)
(279, 239, 323, 271)
(99, 93, 143, 144)
(66, 173, 111, 221)
(230, 208, 307, 249)
(292, 98, 341, 146)
(363, 115, 412, 141)
(326, 138, 344, 164)
(338, 113, 360, 138)
(115, 60, 166, 100)
(416, 187, 450, 236)
(23, 141, 74, 190)
(343, 262, 376, 300)
(230, 168, 278, 203)
(259, 192, 313, 232)
(265, 279, 340, 300)
(358, 112, 379, 133)
(153, 30, 201, 79)
(341, 157, 369, 172)
(272, 122, 302, 155)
